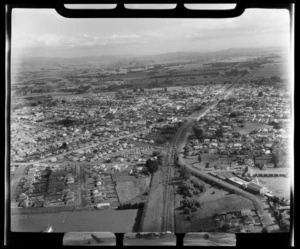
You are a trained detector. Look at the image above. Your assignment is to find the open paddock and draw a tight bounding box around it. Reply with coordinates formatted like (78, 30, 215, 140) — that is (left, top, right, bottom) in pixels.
(115, 181, 140, 204)
(175, 186, 254, 233)
(233, 122, 273, 135)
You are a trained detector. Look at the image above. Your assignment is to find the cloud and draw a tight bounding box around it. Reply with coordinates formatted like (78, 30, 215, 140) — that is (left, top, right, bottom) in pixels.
(11, 8, 290, 58)
(12, 33, 145, 49)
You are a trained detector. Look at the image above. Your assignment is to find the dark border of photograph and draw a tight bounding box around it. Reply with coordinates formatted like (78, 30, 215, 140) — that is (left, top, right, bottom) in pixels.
(4, 2, 294, 247)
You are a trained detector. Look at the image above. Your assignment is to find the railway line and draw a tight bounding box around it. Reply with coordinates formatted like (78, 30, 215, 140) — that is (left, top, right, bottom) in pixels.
(160, 70, 257, 232)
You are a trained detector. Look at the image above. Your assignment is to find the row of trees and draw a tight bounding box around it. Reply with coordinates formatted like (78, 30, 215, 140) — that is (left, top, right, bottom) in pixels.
(178, 167, 206, 215)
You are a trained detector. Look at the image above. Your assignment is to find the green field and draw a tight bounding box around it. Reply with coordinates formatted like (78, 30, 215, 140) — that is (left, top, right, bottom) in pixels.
(115, 181, 140, 204)
(175, 186, 254, 233)
(233, 121, 273, 135)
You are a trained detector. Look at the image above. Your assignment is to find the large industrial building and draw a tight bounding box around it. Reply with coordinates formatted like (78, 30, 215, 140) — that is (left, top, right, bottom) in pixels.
(245, 182, 267, 195)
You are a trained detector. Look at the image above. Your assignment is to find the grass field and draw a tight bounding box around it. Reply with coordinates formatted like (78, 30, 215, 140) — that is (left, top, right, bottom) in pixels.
(233, 121, 273, 135)
(175, 185, 254, 233)
(115, 181, 141, 204)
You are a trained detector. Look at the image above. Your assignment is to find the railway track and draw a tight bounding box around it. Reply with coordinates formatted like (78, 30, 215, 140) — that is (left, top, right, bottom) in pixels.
(160, 71, 256, 232)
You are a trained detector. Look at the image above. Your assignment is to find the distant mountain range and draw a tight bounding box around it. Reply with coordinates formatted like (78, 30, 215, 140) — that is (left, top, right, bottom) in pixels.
(12, 46, 287, 67)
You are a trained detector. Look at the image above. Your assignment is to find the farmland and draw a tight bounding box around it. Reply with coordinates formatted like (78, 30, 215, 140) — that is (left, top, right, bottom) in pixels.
(252, 62, 290, 80)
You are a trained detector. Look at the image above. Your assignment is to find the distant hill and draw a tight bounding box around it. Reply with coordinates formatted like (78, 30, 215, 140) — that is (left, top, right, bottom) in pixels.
(12, 46, 287, 68)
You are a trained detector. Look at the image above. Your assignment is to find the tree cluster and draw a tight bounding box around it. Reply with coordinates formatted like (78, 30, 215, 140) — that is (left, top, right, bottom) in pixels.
(215, 128, 224, 138)
(192, 126, 204, 140)
(178, 179, 200, 197)
(181, 196, 201, 214)
(145, 151, 164, 174)
(273, 208, 290, 232)
(190, 177, 206, 193)
(229, 112, 239, 118)
(145, 158, 159, 174)
(271, 153, 279, 168)
(178, 166, 192, 181)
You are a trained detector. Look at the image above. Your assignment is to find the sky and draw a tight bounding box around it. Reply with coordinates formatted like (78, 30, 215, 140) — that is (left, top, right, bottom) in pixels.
(11, 6, 290, 58)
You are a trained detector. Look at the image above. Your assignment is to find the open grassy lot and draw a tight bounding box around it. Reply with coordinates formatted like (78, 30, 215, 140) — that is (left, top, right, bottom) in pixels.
(115, 181, 140, 204)
(113, 174, 150, 204)
(175, 185, 254, 233)
(233, 121, 273, 135)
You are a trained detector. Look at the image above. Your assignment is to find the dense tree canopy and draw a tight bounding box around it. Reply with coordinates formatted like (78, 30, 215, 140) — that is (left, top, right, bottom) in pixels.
(179, 167, 192, 181)
(193, 126, 204, 140)
(215, 128, 224, 138)
(145, 159, 159, 173)
(181, 196, 201, 210)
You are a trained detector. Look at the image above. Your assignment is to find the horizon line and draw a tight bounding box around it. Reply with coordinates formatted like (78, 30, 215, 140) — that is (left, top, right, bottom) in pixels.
(11, 45, 289, 60)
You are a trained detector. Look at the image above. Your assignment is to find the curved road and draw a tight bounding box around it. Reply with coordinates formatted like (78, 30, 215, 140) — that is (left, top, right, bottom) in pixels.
(161, 70, 269, 231)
